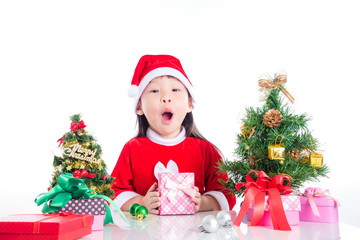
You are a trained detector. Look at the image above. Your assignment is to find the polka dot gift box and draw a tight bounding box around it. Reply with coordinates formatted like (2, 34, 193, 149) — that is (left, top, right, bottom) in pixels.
(56, 198, 106, 231)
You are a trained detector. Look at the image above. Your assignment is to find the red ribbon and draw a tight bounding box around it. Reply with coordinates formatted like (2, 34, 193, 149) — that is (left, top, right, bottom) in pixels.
(33, 212, 75, 234)
(234, 170, 292, 231)
(70, 120, 86, 132)
(57, 133, 66, 147)
(73, 169, 96, 179)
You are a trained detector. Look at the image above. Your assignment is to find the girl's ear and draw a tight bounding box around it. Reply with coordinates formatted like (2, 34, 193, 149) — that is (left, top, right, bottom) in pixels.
(187, 97, 193, 113)
(136, 101, 144, 115)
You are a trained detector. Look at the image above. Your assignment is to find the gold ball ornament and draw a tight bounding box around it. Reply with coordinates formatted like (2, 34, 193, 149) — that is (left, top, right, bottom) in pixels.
(279, 160, 284, 164)
(245, 146, 250, 150)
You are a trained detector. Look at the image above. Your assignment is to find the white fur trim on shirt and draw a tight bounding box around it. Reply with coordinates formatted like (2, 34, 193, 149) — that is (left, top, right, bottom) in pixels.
(111, 191, 140, 211)
(147, 126, 186, 146)
(203, 191, 229, 211)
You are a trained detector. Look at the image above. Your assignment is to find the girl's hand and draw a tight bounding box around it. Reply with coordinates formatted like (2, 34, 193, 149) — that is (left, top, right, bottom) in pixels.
(139, 182, 161, 215)
(191, 186, 201, 212)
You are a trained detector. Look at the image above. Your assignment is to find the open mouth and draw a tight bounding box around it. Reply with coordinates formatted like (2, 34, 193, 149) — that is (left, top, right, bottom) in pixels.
(161, 111, 173, 121)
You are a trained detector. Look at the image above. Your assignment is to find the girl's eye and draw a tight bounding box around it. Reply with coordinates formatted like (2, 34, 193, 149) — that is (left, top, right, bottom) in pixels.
(150, 90, 159, 93)
(172, 89, 180, 92)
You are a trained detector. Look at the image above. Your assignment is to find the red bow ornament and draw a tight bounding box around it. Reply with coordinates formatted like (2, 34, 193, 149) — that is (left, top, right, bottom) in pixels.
(73, 169, 96, 179)
(70, 120, 86, 132)
(234, 170, 293, 231)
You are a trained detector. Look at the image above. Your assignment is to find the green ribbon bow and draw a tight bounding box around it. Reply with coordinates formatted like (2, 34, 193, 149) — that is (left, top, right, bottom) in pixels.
(34, 173, 130, 226)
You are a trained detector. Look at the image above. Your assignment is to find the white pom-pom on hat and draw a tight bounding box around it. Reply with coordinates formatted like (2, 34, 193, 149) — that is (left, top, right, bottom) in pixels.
(128, 85, 139, 98)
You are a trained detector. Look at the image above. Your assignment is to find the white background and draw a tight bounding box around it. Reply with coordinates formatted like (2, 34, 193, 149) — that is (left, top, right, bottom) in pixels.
(1, 0, 359, 228)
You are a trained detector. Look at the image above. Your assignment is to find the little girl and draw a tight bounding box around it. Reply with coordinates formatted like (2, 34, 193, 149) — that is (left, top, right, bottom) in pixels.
(111, 55, 236, 214)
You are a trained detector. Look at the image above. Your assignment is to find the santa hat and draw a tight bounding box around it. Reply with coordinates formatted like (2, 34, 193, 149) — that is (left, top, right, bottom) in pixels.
(128, 55, 195, 109)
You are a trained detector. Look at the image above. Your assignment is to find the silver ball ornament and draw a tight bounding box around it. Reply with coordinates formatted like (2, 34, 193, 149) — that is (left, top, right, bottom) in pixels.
(202, 215, 219, 233)
(216, 211, 232, 226)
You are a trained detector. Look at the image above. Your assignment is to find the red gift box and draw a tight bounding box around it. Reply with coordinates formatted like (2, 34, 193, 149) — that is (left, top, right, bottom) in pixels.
(0, 213, 93, 240)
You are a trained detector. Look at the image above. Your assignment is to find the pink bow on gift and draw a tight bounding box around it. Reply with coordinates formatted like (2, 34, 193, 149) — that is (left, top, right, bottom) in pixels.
(301, 187, 340, 217)
(164, 176, 196, 203)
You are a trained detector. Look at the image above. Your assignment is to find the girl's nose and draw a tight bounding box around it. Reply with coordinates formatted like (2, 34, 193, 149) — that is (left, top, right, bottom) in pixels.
(161, 97, 171, 103)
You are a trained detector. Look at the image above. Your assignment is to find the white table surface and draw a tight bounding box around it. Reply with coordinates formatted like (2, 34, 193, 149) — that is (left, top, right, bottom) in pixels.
(79, 211, 359, 240)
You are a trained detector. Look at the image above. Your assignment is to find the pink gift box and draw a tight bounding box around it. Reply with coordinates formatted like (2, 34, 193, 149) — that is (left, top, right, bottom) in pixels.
(299, 196, 338, 223)
(56, 198, 106, 230)
(92, 215, 105, 231)
(247, 194, 301, 226)
(158, 172, 195, 215)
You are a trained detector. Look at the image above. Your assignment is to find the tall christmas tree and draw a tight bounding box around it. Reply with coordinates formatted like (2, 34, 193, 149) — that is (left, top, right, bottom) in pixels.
(50, 114, 115, 198)
(220, 72, 329, 197)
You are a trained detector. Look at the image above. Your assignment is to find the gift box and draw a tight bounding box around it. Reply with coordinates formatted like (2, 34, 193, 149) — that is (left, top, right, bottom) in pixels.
(55, 198, 106, 230)
(247, 194, 301, 226)
(0, 213, 93, 240)
(158, 172, 195, 215)
(299, 196, 338, 223)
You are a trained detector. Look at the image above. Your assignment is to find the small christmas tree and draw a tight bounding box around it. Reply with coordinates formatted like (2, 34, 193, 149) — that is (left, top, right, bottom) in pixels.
(50, 114, 115, 198)
(220, 72, 329, 197)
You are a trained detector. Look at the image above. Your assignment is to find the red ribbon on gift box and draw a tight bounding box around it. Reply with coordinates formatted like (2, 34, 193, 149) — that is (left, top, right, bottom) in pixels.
(234, 170, 292, 231)
(70, 120, 86, 132)
(73, 169, 96, 179)
(33, 212, 79, 234)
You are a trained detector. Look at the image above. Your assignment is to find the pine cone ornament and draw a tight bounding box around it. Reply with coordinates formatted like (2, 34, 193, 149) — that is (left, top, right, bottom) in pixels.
(77, 129, 86, 136)
(247, 155, 256, 166)
(263, 109, 282, 127)
(287, 149, 301, 161)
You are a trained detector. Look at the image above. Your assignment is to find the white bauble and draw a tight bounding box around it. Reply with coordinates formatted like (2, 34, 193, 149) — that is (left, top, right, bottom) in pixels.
(202, 215, 219, 233)
(216, 211, 232, 226)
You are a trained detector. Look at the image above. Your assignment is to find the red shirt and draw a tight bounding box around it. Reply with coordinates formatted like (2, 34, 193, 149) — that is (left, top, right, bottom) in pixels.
(111, 136, 236, 210)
